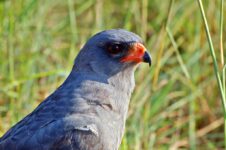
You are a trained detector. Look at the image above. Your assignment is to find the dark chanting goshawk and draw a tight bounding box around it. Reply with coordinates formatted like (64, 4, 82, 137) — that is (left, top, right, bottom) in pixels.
(0, 29, 151, 150)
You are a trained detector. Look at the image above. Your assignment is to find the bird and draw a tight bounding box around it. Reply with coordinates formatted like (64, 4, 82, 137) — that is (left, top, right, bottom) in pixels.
(0, 29, 151, 150)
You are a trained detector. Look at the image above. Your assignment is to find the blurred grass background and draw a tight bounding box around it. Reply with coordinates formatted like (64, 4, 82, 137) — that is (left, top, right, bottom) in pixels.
(0, 0, 225, 149)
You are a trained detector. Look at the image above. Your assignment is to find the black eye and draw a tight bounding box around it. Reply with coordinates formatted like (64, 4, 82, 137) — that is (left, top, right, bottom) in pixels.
(107, 43, 125, 55)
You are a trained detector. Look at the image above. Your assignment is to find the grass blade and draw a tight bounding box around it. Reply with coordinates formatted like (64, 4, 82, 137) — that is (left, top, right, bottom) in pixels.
(197, 0, 226, 148)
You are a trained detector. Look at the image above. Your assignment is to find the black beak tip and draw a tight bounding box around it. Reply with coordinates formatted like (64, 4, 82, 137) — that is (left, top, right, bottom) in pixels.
(143, 51, 152, 67)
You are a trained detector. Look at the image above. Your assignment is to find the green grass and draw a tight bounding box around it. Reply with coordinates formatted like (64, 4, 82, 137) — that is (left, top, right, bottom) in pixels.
(0, 0, 225, 149)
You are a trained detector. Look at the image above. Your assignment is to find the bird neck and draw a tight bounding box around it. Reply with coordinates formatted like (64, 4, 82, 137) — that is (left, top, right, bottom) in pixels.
(69, 63, 136, 113)
(109, 66, 135, 112)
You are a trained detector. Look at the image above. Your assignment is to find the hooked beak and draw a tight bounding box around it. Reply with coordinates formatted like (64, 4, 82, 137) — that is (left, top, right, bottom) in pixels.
(143, 51, 152, 66)
(120, 42, 151, 66)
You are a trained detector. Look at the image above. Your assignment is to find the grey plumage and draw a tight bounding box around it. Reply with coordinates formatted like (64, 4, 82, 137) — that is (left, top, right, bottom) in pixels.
(0, 29, 151, 150)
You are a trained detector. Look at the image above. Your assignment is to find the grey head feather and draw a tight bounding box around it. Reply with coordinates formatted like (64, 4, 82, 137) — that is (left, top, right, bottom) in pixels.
(73, 29, 143, 76)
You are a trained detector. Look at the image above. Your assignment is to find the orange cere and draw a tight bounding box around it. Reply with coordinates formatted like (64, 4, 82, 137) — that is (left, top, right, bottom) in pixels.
(120, 42, 146, 63)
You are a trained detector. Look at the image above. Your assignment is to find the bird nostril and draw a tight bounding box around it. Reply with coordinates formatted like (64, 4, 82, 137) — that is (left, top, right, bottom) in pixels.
(135, 43, 145, 53)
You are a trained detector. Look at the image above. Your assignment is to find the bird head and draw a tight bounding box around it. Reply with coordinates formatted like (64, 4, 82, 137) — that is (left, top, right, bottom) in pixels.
(74, 29, 151, 76)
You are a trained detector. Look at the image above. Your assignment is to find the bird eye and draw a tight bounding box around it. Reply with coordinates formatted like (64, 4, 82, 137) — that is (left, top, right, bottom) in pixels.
(107, 43, 123, 55)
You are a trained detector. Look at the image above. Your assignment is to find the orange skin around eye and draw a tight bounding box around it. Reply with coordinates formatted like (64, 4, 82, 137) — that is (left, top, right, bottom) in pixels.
(120, 43, 146, 63)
